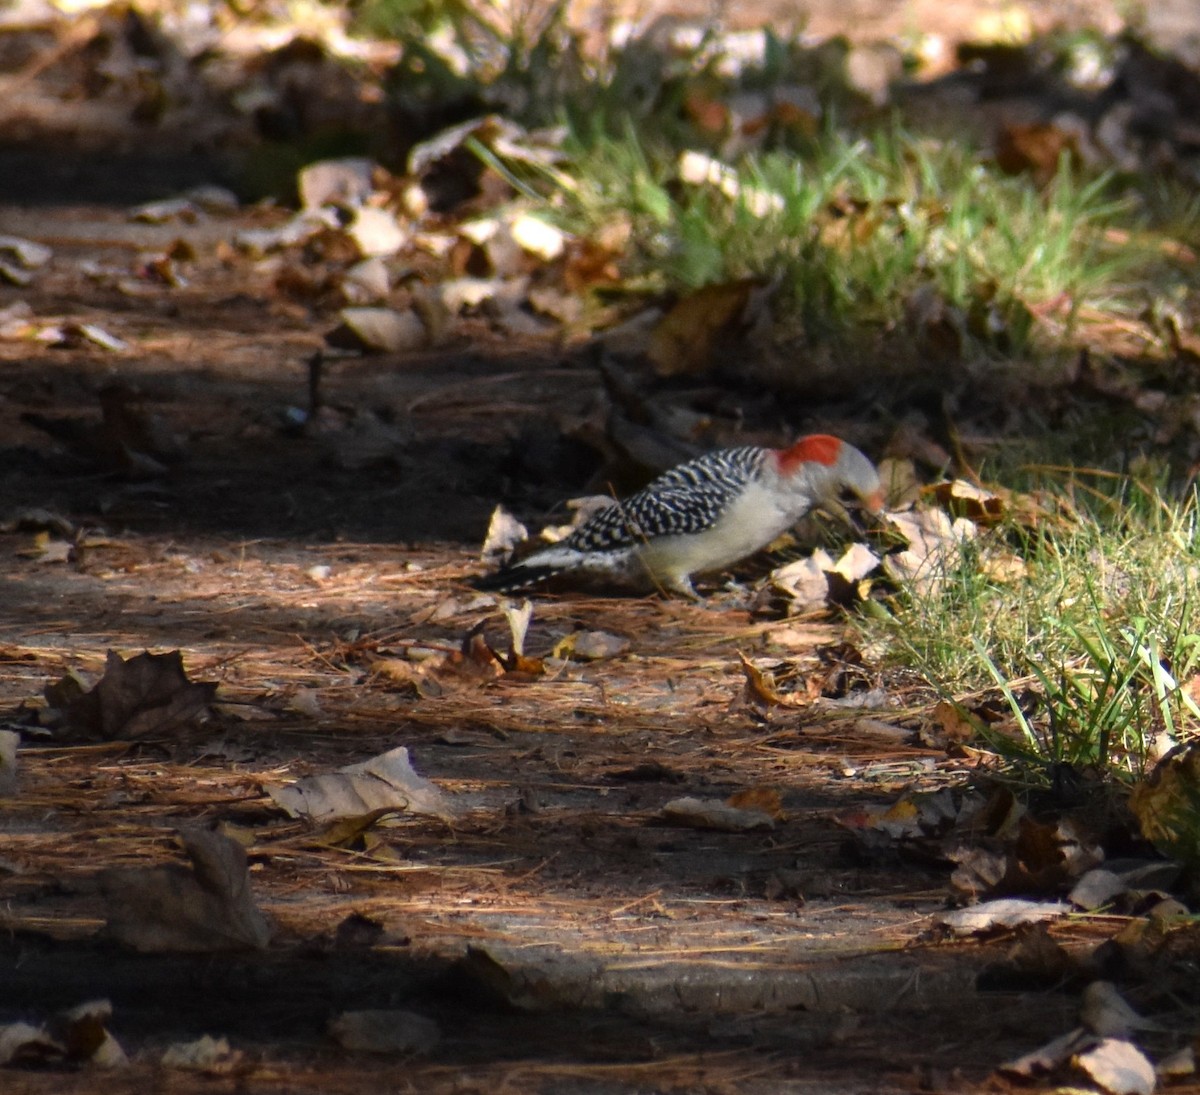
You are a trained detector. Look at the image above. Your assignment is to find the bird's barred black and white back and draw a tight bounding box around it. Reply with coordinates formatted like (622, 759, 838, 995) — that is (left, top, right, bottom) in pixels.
(562, 446, 770, 552)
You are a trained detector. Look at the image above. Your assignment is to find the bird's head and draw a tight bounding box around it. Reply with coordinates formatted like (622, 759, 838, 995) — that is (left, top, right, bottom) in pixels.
(773, 434, 884, 514)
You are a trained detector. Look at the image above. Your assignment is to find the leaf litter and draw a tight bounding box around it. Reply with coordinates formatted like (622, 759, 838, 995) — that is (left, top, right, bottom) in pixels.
(2, 0, 1200, 1089)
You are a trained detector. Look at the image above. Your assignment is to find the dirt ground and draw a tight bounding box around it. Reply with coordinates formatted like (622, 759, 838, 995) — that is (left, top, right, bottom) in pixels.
(2, 1, 1200, 1092)
(0, 200, 1012, 1093)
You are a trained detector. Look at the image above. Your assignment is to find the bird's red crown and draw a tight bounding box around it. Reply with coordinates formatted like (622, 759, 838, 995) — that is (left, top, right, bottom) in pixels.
(773, 434, 842, 476)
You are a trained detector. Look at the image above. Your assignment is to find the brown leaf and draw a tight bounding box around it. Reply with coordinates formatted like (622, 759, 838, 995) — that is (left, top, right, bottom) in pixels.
(661, 795, 776, 832)
(995, 121, 1081, 185)
(728, 786, 785, 820)
(647, 280, 758, 377)
(59, 649, 217, 741)
(328, 1010, 441, 1055)
(102, 827, 271, 952)
(738, 652, 807, 709)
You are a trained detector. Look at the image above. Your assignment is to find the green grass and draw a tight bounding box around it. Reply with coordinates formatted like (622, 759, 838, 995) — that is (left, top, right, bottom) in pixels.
(527, 124, 1152, 368)
(861, 475, 1200, 785)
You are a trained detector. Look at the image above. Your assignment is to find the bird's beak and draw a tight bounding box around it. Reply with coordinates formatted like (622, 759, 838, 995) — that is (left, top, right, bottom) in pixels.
(862, 488, 886, 516)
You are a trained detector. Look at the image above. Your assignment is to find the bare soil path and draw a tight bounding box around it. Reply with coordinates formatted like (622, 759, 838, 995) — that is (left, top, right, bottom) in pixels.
(5, 1, 1200, 1089)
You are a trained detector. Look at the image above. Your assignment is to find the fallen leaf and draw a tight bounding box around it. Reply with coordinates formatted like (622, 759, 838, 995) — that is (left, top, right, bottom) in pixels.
(328, 1010, 441, 1055)
(0, 730, 16, 795)
(52, 999, 126, 1068)
(931, 479, 1005, 524)
(347, 206, 408, 258)
(1129, 740, 1200, 862)
(327, 307, 427, 353)
(1081, 982, 1164, 1039)
(738, 652, 807, 708)
(501, 599, 534, 656)
(160, 1035, 240, 1073)
(269, 745, 457, 822)
(1069, 869, 1128, 912)
(1157, 1045, 1195, 1080)
(553, 630, 630, 661)
(771, 549, 836, 613)
(647, 279, 759, 376)
(883, 507, 977, 596)
(1072, 1037, 1156, 1095)
(54, 649, 217, 742)
(998, 1027, 1090, 1080)
(0, 1022, 61, 1067)
(102, 827, 271, 952)
(926, 699, 986, 744)
(661, 795, 776, 832)
(728, 786, 785, 820)
(298, 157, 377, 210)
(937, 897, 1070, 936)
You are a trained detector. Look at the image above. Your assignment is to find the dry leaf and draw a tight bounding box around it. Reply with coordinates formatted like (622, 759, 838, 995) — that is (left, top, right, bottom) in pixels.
(54, 649, 217, 742)
(0, 729, 16, 795)
(102, 827, 271, 952)
(269, 745, 456, 822)
(161, 1035, 240, 1073)
(328, 1010, 441, 1055)
(1081, 982, 1164, 1039)
(738, 652, 807, 708)
(998, 1027, 1090, 1080)
(1069, 869, 1128, 912)
(937, 897, 1070, 936)
(328, 307, 427, 353)
(1072, 1037, 1156, 1095)
(728, 786, 785, 820)
(661, 795, 776, 832)
(52, 999, 126, 1068)
(647, 279, 759, 376)
(553, 630, 630, 661)
(480, 505, 529, 562)
(501, 599, 533, 656)
(1129, 740, 1200, 858)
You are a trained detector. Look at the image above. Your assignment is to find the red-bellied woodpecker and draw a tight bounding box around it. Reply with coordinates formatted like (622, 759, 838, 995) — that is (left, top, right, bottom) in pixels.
(474, 433, 884, 598)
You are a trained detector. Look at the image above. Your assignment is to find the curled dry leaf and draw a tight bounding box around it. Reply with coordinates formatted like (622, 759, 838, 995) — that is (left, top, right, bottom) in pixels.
(936, 897, 1070, 936)
(0, 730, 17, 796)
(328, 1010, 441, 1055)
(161, 1035, 240, 1073)
(1129, 739, 1200, 862)
(0, 1022, 61, 1067)
(298, 157, 377, 211)
(52, 999, 127, 1069)
(327, 307, 427, 354)
(0, 998, 126, 1068)
(771, 543, 881, 613)
(739, 652, 808, 708)
(647, 279, 761, 377)
(269, 745, 457, 822)
(1072, 1037, 1156, 1095)
(661, 795, 777, 832)
(883, 508, 976, 596)
(553, 630, 630, 661)
(501, 599, 533, 656)
(1069, 868, 1128, 912)
(998, 1027, 1091, 1081)
(102, 827, 270, 953)
(1081, 982, 1164, 1039)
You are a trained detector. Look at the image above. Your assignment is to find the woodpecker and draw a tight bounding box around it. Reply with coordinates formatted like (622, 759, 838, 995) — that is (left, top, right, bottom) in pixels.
(474, 434, 884, 598)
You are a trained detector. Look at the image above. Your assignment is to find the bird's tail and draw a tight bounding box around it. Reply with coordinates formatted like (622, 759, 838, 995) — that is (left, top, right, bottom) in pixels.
(469, 563, 559, 594)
